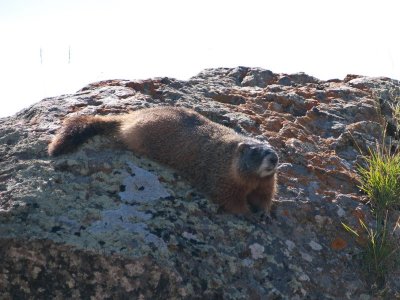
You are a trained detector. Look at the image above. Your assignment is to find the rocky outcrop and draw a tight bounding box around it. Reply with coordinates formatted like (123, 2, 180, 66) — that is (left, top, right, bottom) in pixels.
(1, 67, 399, 299)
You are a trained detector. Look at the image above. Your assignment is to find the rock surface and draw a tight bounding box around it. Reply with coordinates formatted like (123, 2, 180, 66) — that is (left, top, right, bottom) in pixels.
(1, 67, 400, 299)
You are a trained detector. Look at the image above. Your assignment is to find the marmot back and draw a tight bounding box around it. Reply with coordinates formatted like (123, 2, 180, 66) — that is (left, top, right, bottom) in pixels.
(49, 106, 279, 214)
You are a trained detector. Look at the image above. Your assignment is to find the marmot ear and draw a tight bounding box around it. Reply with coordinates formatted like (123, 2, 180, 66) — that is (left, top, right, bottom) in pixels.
(238, 142, 250, 153)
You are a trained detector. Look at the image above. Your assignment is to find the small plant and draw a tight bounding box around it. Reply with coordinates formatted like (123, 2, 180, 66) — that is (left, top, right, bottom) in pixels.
(342, 214, 397, 289)
(357, 144, 400, 215)
(343, 117, 400, 290)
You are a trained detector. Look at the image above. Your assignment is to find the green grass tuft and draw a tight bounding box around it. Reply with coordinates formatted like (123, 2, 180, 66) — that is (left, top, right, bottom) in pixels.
(358, 145, 400, 214)
(344, 135, 399, 290)
(343, 209, 398, 290)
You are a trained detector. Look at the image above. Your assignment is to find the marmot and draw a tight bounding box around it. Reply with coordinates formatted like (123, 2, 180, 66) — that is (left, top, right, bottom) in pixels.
(48, 106, 278, 214)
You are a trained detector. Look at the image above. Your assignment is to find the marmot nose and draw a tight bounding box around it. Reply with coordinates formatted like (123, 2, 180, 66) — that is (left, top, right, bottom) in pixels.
(269, 153, 278, 166)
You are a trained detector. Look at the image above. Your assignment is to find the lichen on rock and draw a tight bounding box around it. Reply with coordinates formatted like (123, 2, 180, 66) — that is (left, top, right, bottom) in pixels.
(1, 67, 399, 298)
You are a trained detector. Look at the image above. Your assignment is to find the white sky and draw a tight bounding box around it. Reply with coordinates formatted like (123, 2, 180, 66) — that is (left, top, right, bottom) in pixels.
(0, 0, 399, 117)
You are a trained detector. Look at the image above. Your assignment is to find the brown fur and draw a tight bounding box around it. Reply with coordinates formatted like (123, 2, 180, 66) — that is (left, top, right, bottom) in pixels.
(49, 106, 278, 214)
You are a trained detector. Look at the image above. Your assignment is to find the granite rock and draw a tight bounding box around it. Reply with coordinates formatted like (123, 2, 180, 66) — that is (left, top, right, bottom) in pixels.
(1, 67, 400, 298)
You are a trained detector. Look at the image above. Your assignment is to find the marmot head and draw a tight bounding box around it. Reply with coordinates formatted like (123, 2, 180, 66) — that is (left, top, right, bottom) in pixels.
(237, 142, 279, 178)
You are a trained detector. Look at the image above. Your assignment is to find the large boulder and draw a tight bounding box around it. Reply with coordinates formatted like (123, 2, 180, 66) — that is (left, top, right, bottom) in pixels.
(1, 67, 399, 298)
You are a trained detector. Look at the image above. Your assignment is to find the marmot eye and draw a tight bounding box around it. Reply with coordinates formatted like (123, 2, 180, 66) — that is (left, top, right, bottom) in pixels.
(249, 148, 260, 159)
